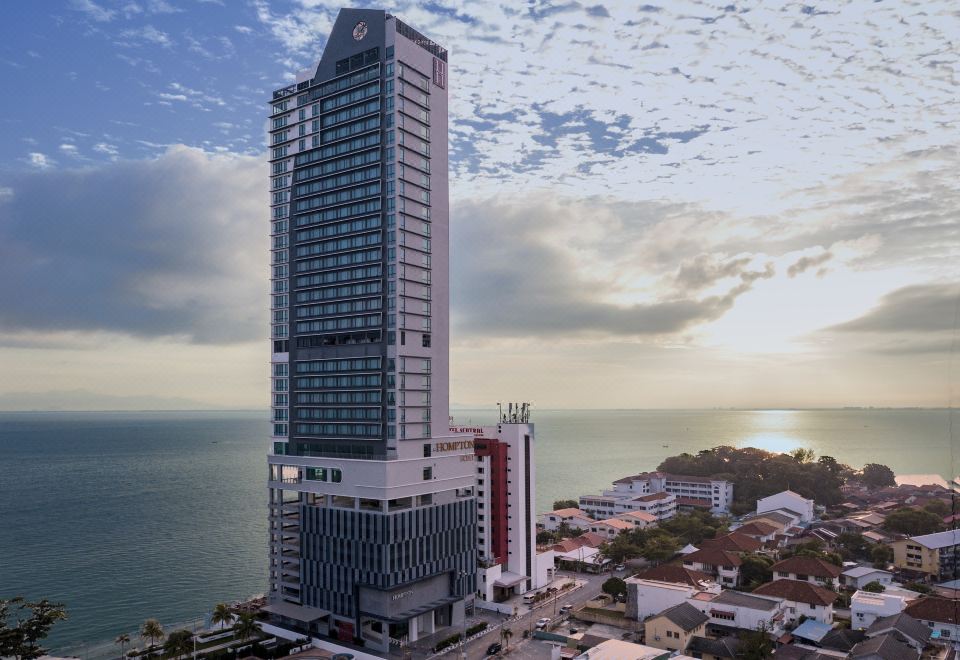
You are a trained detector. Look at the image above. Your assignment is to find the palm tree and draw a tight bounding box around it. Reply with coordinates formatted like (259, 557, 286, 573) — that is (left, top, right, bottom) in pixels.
(163, 630, 193, 660)
(232, 612, 258, 645)
(500, 627, 513, 650)
(140, 619, 164, 653)
(115, 633, 130, 660)
(211, 603, 234, 630)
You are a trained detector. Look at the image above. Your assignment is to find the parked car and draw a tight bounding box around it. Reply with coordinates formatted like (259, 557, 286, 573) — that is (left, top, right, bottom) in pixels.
(536, 617, 551, 629)
(559, 604, 573, 613)
(485, 642, 502, 655)
(615, 563, 626, 571)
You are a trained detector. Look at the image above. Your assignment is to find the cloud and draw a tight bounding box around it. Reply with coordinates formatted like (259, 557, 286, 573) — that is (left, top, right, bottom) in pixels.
(787, 250, 832, 277)
(27, 152, 53, 169)
(830, 283, 960, 334)
(69, 0, 116, 22)
(0, 146, 265, 344)
(451, 195, 773, 339)
(118, 25, 173, 48)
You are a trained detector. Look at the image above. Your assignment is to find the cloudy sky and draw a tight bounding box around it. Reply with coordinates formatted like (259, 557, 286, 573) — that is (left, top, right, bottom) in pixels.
(0, 0, 957, 410)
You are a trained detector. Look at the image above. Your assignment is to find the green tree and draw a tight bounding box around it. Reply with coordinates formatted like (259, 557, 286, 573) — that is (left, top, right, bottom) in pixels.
(903, 582, 934, 595)
(924, 500, 950, 517)
(552, 499, 579, 511)
(738, 622, 773, 659)
(599, 536, 643, 565)
(790, 448, 816, 463)
(741, 554, 774, 589)
(861, 581, 886, 593)
(871, 544, 893, 568)
(140, 619, 165, 650)
(882, 508, 944, 536)
(601, 577, 627, 600)
(836, 533, 871, 561)
(500, 627, 513, 650)
(211, 603, 234, 630)
(641, 534, 680, 564)
(556, 522, 583, 539)
(162, 630, 193, 660)
(232, 612, 259, 644)
(860, 464, 896, 489)
(115, 633, 130, 660)
(536, 530, 557, 545)
(659, 511, 727, 546)
(0, 598, 68, 660)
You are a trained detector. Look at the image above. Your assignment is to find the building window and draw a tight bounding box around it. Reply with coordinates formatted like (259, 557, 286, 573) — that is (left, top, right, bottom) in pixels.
(423, 444, 431, 458)
(423, 466, 432, 480)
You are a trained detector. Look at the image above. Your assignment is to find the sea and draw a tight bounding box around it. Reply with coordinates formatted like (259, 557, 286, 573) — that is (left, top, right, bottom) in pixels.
(0, 408, 955, 657)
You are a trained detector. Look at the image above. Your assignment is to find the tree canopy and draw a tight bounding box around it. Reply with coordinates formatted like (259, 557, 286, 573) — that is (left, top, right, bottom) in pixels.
(861, 581, 886, 593)
(0, 598, 68, 660)
(882, 507, 945, 536)
(657, 446, 858, 510)
(860, 463, 897, 489)
(552, 499, 579, 511)
(601, 577, 627, 599)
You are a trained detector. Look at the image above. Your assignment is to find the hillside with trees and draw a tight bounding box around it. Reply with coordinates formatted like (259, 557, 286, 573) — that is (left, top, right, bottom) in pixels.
(657, 446, 894, 515)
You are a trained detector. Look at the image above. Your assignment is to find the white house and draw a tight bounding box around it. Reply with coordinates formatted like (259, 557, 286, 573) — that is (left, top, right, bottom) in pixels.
(756, 490, 815, 523)
(851, 590, 912, 629)
(687, 590, 787, 635)
(625, 577, 719, 622)
(752, 579, 836, 625)
(588, 518, 634, 539)
(539, 508, 593, 532)
(770, 556, 842, 587)
(841, 566, 894, 590)
(615, 510, 657, 529)
(905, 597, 960, 644)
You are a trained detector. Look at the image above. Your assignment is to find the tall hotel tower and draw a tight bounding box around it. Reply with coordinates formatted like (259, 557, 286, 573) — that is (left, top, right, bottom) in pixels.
(265, 9, 476, 653)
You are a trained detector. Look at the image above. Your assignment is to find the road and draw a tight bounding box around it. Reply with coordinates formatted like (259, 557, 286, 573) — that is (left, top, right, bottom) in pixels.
(448, 569, 624, 660)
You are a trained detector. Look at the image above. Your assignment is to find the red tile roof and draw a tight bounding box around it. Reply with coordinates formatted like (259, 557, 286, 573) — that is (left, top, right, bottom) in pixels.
(753, 579, 837, 606)
(771, 556, 842, 578)
(701, 532, 763, 553)
(736, 521, 779, 536)
(634, 564, 715, 587)
(683, 548, 743, 567)
(904, 597, 960, 625)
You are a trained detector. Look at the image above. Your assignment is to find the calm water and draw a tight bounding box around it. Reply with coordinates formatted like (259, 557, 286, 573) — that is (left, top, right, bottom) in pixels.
(0, 409, 955, 656)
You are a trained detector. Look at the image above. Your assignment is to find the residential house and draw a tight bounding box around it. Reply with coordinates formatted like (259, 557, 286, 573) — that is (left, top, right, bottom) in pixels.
(682, 548, 743, 587)
(891, 529, 960, 581)
(634, 564, 717, 588)
(770, 556, 842, 587)
(904, 597, 960, 644)
(841, 566, 893, 590)
(625, 576, 719, 622)
(752, 579, 837, 624)
(700, 532, 763, 554)
(577, 495, 619, 519)
(851, 590, 913, 629)
(615, 510, 658, 529)
(864, 613, 931, 652)
(644, 602, 709, 654)
(733, 521, 780, 543)
(849, 634, 919, 659)
(685, 636, 740, 660)
(588, 517, 634, 539)
(539, 508, 593, 531)
(757, 490, 815, 524)
(743, 510, 803, 533)
(687, 589, 787, 635)
(573, 639, 671, 660)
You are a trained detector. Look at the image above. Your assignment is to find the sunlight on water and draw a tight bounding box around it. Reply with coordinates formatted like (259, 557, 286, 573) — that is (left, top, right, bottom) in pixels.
(738, 433, 806, 455)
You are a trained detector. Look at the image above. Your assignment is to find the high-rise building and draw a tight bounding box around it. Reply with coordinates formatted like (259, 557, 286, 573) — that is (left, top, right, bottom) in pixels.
(452, 404, 550, 604)
(265, 8, 476, 654)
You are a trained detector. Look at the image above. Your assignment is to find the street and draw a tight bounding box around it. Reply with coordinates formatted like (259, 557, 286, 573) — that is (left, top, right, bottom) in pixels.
(447, 569, 621, 660)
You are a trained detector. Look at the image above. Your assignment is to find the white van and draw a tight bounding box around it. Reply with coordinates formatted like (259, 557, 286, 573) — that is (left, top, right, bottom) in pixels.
(522, 592, 539, 605)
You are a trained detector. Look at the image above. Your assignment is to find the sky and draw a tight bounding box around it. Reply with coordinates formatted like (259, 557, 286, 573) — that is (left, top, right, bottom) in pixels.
(0, 0, 957, 411)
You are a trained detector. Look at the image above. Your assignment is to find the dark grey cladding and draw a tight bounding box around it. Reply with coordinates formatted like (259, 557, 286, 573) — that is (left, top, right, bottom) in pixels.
(299, 499, 477, 617)
(313, 8, 387, 83)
